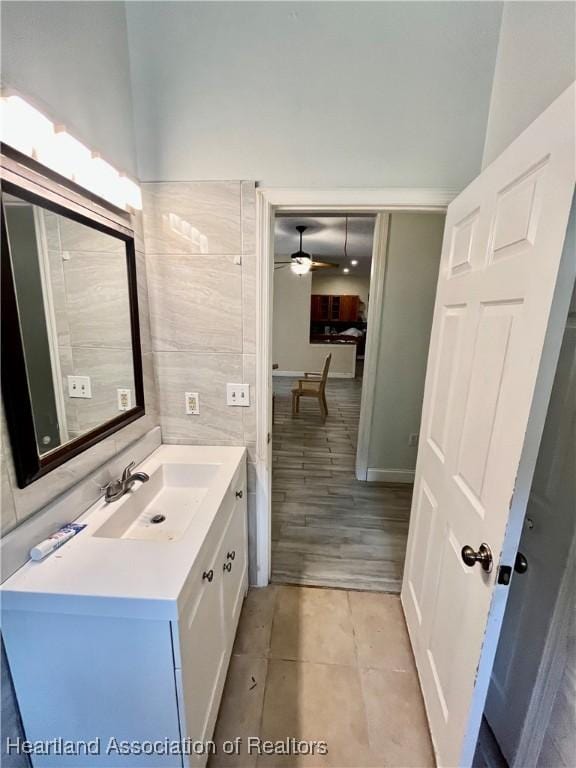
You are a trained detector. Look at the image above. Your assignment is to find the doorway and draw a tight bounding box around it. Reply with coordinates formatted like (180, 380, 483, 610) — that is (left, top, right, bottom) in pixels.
(268, 208, 446, 591)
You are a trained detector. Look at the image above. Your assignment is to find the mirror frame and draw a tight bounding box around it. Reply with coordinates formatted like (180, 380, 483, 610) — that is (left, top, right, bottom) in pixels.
(1, 171, 145, 488)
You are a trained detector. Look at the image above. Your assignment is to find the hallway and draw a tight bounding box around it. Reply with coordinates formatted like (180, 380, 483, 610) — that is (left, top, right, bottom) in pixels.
(271, 373, 412, 592)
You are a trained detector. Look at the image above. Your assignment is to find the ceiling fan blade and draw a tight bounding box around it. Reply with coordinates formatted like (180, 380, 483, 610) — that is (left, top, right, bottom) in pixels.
(310, 260, 339, 271)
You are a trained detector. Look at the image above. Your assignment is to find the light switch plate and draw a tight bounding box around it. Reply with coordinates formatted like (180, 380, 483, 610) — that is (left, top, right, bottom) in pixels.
(226, 383, 250, 407)
(185, 392, 200, 415)
(68, 375, 91, 399)
(117, 388, 132, 411)
(408, 432, 419, 447)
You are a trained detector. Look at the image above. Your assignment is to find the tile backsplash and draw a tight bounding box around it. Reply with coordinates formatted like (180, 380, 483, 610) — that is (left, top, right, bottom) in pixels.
(143, 180, 259, 581)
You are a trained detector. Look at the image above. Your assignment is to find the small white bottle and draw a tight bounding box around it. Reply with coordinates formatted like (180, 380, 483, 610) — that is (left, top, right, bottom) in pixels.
(30, 523, 86, 561)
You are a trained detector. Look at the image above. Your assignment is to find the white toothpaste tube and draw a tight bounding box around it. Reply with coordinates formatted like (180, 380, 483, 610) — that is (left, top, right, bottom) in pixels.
(30, 523, 86, 561)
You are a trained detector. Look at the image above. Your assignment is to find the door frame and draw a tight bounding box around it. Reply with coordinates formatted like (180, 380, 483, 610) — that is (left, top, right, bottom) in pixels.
(355, 211, 389, 481)
(253, 187, 457, 586)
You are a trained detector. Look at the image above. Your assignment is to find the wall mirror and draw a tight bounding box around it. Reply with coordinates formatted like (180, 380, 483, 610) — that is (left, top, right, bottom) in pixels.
(1, 179, 144, 487)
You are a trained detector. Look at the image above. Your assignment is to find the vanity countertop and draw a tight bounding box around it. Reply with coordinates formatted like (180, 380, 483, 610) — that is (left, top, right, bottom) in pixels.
(0, 445, 246, 621)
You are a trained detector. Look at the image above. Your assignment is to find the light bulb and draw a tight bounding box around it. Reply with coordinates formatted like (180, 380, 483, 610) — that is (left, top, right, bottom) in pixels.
(291, 257, 312, 275)
(76, 155, 125, 208)
(343, 268, 350, 274)
(1, 95, 54, 156)
(35, 129, 92, 181)
(119, 175, 143, 210)
(351, 260, 358, 266)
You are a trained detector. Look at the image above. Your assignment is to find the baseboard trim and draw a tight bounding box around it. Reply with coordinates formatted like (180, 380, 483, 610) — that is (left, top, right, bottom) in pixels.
(366, 468, 415, 484)
(273, 370, 355, 379)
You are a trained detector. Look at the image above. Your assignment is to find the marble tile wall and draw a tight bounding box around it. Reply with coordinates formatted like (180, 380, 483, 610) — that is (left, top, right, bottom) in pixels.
(142, 180, 259, 581)
(43, 212, 135, 436)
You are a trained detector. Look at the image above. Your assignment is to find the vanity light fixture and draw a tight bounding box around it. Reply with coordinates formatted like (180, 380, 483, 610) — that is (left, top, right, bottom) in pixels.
(35, 128, 93, 183)
(0, 94, 142, 211)
(343, 268, 350, 274)
(0, 95, 53, 157)
(351, 259, 358, 266)
(76, 154, 125, 209)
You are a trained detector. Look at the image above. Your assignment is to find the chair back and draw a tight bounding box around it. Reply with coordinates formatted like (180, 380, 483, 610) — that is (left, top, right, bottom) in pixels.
(319, 354, 332, 392)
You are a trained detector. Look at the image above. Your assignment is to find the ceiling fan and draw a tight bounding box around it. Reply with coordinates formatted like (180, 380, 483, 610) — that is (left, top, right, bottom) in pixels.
(274, 225, 339, 274)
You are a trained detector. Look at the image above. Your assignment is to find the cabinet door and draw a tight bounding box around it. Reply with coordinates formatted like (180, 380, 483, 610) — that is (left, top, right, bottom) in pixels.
(219, 498, 248, 634)
(339, 295, 359, 323)
(174, 560, 226, 766)
(310, 295, 322, 321)
(329, 295, 341, 320)
(312, 295, 330, 321)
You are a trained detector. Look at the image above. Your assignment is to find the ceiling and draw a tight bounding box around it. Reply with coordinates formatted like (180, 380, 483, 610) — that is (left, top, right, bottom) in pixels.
(274, 215, 376, 276)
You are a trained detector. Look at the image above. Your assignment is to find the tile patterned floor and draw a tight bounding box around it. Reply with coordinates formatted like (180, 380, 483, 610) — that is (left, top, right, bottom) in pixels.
(271, 374, 412, 592)
(210, 585, 435, 768)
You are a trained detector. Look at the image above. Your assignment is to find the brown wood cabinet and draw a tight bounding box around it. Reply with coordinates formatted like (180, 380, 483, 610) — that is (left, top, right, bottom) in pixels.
(311, 294, 359, 323)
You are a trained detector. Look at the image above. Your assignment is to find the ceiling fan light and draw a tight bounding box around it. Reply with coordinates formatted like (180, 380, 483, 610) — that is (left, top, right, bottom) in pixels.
(291, 256, 312, 275)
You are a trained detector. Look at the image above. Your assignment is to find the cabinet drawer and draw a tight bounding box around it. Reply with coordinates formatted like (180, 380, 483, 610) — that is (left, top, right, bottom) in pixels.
(176, 464, 245, 624)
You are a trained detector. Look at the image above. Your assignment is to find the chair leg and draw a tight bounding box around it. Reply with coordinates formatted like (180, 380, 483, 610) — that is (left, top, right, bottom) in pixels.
(319, 396, 327, 423)
(292, 392, 298, 416)
(322, 392, 329, 416)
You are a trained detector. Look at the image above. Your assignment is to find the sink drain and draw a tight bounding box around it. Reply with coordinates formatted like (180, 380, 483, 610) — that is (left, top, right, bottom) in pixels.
(150, 514, 166, 524)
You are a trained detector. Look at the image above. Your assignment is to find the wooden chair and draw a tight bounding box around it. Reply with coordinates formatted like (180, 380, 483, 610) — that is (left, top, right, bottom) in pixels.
(291, 354, 332, 422)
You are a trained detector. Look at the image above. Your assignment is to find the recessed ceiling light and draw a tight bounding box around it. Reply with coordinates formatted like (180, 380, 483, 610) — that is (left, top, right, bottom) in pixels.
(343, 268, 350, 274)
(351, 260, 358, 266)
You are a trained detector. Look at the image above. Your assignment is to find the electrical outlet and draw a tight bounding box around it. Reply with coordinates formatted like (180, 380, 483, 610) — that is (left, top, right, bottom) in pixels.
(68, 375, 91, 399)
(117, 388, 132, 411)
(226, 384, 250, 407)
(185, 392, 200, 415)
(408, 432, 419, 447)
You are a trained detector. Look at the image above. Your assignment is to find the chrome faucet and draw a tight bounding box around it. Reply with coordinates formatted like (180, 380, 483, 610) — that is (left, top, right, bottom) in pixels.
(103, 461, 150, 503)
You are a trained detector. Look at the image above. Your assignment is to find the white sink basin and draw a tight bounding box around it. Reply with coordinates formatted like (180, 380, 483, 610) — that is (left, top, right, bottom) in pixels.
(93, 463, 220, 542)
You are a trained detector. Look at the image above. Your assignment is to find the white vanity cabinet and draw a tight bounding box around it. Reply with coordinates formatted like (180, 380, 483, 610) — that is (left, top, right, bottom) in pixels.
(172, 485, 248, 761)
(1, 446, 248, 768)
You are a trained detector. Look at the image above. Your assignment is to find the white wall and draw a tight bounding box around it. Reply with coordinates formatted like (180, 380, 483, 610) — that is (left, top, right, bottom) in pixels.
(482, 1, 576, 167)
(126, 1, 502, 188)
(311, 273, 371, 317)
(366, 213, 445, 481)
(1, 1, 137, 176)
(273, 268, 356, 377)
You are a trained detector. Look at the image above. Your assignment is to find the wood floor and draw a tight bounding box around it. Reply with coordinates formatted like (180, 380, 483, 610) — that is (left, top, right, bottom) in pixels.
(271, 372, 412, 592)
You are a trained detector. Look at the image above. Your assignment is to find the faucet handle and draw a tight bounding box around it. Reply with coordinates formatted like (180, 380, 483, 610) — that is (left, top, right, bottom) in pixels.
(121, 461, 136, 482)
(102, 479, 123, 503)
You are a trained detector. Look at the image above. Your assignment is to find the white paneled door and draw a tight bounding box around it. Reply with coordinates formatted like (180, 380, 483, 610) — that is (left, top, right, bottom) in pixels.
(402, 84, 576, 767)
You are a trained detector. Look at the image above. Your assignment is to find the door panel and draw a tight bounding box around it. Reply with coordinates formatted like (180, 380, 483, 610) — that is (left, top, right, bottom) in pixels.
(175, 561, 226, 767)
(402, 84, 575, 767)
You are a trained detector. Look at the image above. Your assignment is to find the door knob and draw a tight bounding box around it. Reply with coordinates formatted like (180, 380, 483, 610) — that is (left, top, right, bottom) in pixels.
(514, 552, 528, 574)
(461, 543, 493, 572)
